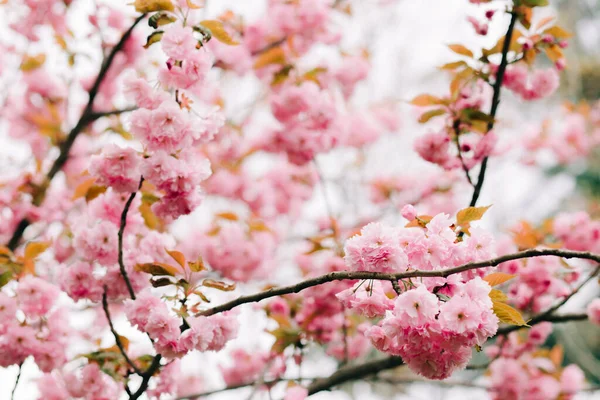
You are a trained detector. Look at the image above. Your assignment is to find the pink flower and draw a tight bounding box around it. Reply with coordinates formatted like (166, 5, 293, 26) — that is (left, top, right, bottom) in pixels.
(124, 289, 165, 330)
(73, 220, 118, 265)
(392, 285, 439, 325)
(16, 275, 60, 317)
(414, 131, 454, 169)
(336, 280, 394, 318)
(587, 298, 600, 325)
(161, 25, 197, 60)
(220, 349, 267, 386)
(141, 150, 211, 194)
(401, 204, 417, 221)
(344, 222, 408, 273)
(560, 364, 585, 396)
(284, 386, 308, 400)
(467, 16, 488, 35)
(0, 292, 17, 323)
(439, 295, 480, 334)
(527, 321, 552, 345)
(58, 261, 103, 302)
(123, 73, 168, 110)
(178, 316, 215, 353)
(37, 373, 70, 400)
(89, 144, 141, 193)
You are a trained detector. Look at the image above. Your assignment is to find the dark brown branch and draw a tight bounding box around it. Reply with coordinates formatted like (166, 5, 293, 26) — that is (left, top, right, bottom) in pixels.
(89, 106, 138, 121)
(198, 249, 600, 317)
(118, 178, 144, 300)
(497, 266, 600, 335)
(129, 354, 162, 400)
(102, 290, 143, 375)
(468, 11, 518, 207)
(251, 37, 287, 56)
(308, 357, 404, 395)
(6, 14, 147, 251)
(11, 363, 22, 400)
(453, 121, 474, 187)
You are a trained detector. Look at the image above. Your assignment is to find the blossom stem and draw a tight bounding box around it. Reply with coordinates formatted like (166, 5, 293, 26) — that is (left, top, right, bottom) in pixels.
(101, 289, 144, 376)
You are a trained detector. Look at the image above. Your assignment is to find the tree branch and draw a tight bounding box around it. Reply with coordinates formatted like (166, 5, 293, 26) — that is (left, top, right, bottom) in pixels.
(468, 11, 518, 207)
(497, 265, 600, 335)
(129, 354, 162, 400)
(11, 363, 22, 400)
(308, 357, 404, 395)
(198, 249, 600, 317)
(102, 289, 143, 376)
(89, 106, 138, 121)
(6, 14, 147, 251)
(118, 177, 144, 300)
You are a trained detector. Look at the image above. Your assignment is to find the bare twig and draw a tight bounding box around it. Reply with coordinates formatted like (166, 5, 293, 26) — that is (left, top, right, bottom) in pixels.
(89, 106, 138, 120)
(308, 357, 404, 395)
(11, 363, 22, 400)
(101, 289, 143, 376)
(129, 354, 162, 400)
(198, 249, 600, 317)
(497, 266, 600, 335)
(118, 177, 144, 300)
(469, 11, 518, 207)
(6, 14, 147, 251)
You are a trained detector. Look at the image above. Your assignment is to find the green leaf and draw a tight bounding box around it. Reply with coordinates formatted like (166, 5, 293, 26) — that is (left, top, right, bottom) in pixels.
(492, 300, 528, 326)
(0, 270, 13, 288)
(143, 31, 164, 49)
(522, 0, 549, 6)
(418, 108, 446, 123)
(149, 12, 176, 29)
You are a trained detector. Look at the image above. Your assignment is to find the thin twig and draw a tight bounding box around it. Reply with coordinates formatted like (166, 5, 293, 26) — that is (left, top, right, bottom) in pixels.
(129, 355, 162, 400)
(89, 106, 138, 120)
(497, 266, 600, 335)
(197, 249, 600, 317)
(118, 177, 144, 300)
(11, 363, 22, 400)
(6, 14, 147, 251)
(452, 120, 474, 186)
(468, 11, 518, 207)
(102, 289, 143, 375)
(308, 356, 404, 395)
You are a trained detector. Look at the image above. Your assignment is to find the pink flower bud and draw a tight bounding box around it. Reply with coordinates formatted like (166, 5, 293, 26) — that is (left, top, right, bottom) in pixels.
(401, 204, 417, 221)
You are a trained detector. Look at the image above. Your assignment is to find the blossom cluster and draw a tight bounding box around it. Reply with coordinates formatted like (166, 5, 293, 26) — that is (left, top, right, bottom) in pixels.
(486, 323, 586, 400)
(0, 277, 70, 372)
(125, 289, 239, 359)
(365, 280, 498, 379)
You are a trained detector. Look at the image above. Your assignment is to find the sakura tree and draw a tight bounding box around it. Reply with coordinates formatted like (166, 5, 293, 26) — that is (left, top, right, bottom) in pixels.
(0, 0, 599, 399)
